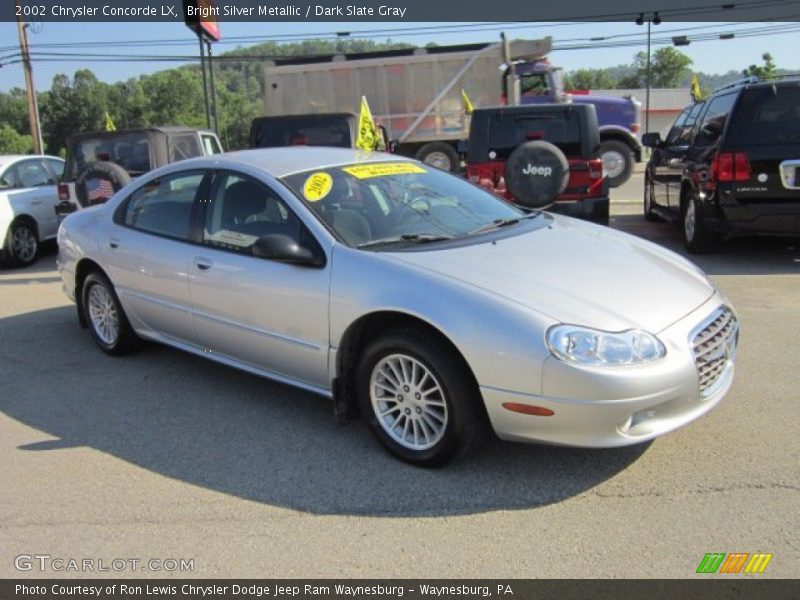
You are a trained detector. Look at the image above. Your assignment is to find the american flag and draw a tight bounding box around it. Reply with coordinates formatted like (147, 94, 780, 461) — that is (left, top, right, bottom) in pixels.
(86, 178, 115, 204)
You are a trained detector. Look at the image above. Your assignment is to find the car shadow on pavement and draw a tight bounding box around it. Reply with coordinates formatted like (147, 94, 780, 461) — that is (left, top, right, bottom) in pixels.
(609, 214, 800, 276)
(1, 306, 649, 517)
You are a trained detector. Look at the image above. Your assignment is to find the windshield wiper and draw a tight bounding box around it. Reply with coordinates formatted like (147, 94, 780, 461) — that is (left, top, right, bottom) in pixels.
(467, 212, 541, 236)
(356, 233, 454, 249)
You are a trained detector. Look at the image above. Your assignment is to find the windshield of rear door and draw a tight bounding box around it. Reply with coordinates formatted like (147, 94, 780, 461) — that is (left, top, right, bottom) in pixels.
(726, 85, 800, 145)
(281, 161, 526, 248)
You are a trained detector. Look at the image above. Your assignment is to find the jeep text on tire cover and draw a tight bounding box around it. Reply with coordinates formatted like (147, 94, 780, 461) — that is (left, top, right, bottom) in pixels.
(522, 165, 553, 176)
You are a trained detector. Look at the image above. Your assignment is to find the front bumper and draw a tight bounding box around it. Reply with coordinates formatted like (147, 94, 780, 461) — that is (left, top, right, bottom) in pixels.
(549, 196, 610, 222)
(480, 298, 736, 448)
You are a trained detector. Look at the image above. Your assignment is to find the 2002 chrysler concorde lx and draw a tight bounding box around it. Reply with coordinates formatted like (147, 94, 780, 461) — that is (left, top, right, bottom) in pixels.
(57, 147, 739, 466)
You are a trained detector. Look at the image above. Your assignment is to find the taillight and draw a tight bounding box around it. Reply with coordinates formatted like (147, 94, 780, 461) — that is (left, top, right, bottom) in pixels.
(588, 159, 604, 180)
(711, 152, 751, 182)
(58, 183, 69, 201)
(630, 123, 641, 133)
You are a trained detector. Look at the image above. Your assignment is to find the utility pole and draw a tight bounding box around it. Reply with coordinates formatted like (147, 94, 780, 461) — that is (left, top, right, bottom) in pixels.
(15, 0, 44, 154)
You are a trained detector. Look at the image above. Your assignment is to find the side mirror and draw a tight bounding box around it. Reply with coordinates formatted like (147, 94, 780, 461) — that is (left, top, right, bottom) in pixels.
(252, 234, 324, 267)
(642, 132, 663, 148)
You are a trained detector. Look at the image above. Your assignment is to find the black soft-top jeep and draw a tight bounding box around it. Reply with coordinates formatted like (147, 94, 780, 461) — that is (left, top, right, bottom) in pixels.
(56, 126, 222, 217)
(466, 103, 609, 223)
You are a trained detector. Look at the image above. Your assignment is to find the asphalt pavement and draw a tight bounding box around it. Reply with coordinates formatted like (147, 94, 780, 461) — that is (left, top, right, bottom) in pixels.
(0, 203, 798, 579)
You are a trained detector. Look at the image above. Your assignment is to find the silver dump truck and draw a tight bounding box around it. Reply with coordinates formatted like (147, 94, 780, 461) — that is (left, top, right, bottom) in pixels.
(261, 38, 554, 173)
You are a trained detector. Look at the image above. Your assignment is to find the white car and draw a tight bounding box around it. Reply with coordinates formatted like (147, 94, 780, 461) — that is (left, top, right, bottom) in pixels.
(1, 154, 65, 266)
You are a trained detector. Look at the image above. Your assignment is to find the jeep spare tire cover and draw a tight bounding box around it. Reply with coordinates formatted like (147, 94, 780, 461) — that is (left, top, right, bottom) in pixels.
(75, 161, 132, 208)
(504, 141, 569, 208)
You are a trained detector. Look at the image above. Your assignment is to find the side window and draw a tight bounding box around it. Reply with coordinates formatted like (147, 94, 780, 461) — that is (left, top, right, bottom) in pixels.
(46, 159, 65, 180)
(169, 134, 203, 162)
(520, 73, 550, 97)
(200, 134, 222, 156)
(15, 159, 55, 188)
(202, 172, 302, 254)
(664, 106, 691, 145)
(692, 94, 736, 154)
(121, 171, 204, 241)
(677, 101, 706, 145)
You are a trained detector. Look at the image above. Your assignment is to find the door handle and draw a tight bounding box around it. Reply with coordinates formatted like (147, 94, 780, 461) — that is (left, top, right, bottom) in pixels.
(109, 238, 120, 249)
(30, 200, 43, 205)
(194, 258, 212, 271)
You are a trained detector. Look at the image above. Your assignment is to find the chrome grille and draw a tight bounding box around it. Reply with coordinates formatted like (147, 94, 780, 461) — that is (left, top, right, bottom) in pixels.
(691, 306, 738, 395)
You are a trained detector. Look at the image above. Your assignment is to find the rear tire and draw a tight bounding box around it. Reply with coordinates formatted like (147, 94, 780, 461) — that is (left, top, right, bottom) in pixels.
(598, 140, 634, 188)
(4, 219, 39, 267)
(683, 195, 718, 254)
(415, 143, 460, 173)
(82, 272, 140, 355)
(356, 327, 483, 467)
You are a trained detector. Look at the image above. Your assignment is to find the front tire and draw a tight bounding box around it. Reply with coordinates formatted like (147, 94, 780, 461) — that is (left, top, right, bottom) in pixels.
(356, 327, 482, 467)
(415, 143, 460, 173)
(82, 272, 140, 355)
(4, 220, 39, 267)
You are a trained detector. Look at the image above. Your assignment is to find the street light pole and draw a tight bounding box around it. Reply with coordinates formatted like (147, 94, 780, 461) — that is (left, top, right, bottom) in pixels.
(636, 12, 660, 135)
(645, 20, 651, 135)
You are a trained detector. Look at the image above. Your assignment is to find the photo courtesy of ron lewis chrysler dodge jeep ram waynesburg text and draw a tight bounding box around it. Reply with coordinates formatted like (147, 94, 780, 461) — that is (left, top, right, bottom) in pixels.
(57, 147, 739, 467)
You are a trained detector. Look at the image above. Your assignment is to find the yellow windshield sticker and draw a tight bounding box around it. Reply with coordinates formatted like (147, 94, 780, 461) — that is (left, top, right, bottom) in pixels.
(303, 172, 333, 202)
(342, 163, 427, 179)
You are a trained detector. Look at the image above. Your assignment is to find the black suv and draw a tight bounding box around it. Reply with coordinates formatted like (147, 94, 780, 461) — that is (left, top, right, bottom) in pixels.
(466, 104, 609, 223)
(642, 76, 800, 253)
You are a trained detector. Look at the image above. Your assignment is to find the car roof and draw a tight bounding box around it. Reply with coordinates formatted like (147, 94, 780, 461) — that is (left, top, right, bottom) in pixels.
(0, 154, 63, 169)
(203, 147, 414, 178)
(66, 127, 216, 142)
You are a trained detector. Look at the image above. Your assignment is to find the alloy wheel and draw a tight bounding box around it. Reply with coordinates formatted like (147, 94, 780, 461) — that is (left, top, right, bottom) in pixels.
(370, 353, 449, 451)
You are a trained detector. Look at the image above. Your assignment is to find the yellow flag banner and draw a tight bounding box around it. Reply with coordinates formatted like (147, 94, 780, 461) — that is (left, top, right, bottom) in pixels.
(355, 96, 384, 151)
(104, 112, 116, 132)
(691, 75, 703, 102)
(461, 88, 474, 115)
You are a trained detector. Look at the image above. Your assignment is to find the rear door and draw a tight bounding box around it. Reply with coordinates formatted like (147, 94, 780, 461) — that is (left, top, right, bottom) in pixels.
(103, 169, 208, 345)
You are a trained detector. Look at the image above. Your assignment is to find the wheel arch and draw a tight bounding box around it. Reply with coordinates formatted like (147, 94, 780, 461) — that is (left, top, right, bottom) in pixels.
(10, 214, 39, 237)
(74, 258, 109, 328)
(598, 127, 642, 161)
(333, 310, 481, 423)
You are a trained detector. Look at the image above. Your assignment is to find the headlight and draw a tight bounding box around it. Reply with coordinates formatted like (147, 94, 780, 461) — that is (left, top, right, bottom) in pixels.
(546, 325, 665, 366)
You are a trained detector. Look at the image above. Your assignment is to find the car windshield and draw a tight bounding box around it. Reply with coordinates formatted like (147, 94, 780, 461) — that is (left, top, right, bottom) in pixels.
(281, 161, 525, 248)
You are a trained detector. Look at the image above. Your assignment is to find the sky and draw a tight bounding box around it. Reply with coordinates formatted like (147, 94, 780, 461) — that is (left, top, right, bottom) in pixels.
(1, 20, 799, 93)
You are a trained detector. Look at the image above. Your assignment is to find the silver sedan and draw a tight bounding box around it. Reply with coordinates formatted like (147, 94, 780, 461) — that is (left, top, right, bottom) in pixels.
(57, 147, 738, 466)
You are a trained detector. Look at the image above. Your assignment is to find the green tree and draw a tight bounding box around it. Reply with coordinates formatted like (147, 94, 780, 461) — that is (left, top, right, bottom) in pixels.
(743, 53, 777, 79)
(40, 69, 111, 155)
(619, 47, 693, 88)
(0, 124, 33, 154)
(564, 68, 617, 90)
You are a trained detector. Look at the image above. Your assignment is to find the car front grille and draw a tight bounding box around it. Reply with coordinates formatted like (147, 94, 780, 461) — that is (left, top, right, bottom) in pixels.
(691, 306, 738, 395)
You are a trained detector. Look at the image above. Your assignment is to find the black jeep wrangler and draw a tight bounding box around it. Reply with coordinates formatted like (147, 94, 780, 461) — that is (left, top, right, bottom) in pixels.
(465, 103, 609, 223)
(643, 76, 800, 253)
(56, 126, 222, 217)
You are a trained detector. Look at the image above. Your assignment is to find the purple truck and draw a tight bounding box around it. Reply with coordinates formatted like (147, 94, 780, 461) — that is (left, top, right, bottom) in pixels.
(513, 59, 643, 187)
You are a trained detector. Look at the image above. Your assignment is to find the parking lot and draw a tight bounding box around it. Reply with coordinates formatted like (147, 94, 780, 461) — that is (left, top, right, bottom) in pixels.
(1, 200, 798, 579)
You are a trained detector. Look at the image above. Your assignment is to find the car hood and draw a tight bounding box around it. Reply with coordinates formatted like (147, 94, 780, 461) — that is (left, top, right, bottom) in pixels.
(386, 215, 715, 333)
